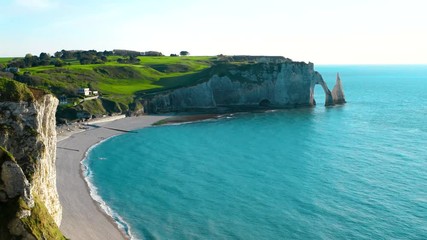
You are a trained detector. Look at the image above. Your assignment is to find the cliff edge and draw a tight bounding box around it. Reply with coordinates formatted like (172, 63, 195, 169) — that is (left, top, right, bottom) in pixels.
(0, 78, 64, 239)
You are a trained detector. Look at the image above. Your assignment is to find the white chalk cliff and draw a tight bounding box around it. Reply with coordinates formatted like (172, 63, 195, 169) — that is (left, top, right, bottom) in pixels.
(0, 88, 62, 238)
(147, 57, 345, 113)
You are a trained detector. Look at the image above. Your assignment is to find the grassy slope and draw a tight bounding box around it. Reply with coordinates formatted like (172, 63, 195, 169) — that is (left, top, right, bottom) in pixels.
(20, 196, 67, 240)
(22, 56, 215, 104)
(5, 55, 267, 118)
(0, 58, 15, 64)
(0, 77, 35, 101)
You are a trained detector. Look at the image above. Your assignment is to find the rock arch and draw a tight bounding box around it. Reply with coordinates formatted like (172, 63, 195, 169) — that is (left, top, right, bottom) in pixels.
(310, 73, 334, 106)
(310, 72, 346, 106)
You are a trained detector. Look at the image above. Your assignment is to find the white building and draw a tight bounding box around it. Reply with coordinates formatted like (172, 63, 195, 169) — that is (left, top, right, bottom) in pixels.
(77, 88, 90, 96)
(59, 95, 68, 105)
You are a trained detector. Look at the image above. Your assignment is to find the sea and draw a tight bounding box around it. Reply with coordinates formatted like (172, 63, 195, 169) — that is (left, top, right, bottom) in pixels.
(83, 65, 427, 240)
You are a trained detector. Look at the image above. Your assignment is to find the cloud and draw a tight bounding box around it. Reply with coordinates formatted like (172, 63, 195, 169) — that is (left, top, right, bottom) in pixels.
(15, 0, 54, 9)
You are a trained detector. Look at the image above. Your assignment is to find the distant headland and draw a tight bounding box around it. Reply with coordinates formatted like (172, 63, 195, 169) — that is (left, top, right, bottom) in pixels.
(1, 50, 345, 123)
(0, 50, 346, 239)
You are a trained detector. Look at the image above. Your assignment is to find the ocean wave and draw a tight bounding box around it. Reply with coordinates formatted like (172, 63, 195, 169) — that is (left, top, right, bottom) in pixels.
(81, 139, 138, 240)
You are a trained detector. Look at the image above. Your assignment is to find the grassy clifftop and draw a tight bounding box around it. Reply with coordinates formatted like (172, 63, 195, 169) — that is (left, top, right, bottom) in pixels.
(0, 78, 35, 102)
(3, 56, 216, 119)
(19, 56, 214, 101)
(2, 55, 293, 119)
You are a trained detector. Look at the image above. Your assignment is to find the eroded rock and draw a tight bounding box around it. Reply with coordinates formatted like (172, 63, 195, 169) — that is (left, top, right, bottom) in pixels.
(0, 94, 62, 225)
(332, 73, 346, 104)
(147, 59, 342, 112)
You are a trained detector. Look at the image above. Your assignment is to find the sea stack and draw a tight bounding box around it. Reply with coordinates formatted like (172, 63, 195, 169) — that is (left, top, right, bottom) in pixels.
(332, 73, 346, 104)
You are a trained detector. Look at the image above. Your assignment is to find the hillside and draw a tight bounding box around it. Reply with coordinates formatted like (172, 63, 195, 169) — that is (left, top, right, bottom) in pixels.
(1, 55, 218, 120)
(2, 55, 321, 119)
(16, 56, 213, 99)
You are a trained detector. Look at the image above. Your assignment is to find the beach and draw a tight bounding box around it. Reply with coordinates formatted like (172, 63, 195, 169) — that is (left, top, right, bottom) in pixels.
(56, 115, 168, 240)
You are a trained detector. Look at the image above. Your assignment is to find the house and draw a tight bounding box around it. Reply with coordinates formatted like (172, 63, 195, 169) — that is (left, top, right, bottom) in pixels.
(77, 88, 91, 96)
(59, 95, 68, 105)
(5, 67, 19, 73)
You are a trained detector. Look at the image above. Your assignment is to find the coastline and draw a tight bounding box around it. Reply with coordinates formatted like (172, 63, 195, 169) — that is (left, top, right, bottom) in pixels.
(56, 115, 168, 240)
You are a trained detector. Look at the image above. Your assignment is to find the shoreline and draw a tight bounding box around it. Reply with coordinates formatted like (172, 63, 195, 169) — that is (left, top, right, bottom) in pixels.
(55, 112, 250, 239)
(56, 115, 169, 240)
(80, 138, 132, 239)
(55, 110, 291, 239)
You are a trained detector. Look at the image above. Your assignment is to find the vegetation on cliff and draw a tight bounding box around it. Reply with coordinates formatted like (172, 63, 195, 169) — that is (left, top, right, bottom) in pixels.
(0, 147, 66, 240)
(0, 78, 34, 102)
(4, 55, 213, 98)
(20, 195, 67, 240)
(1, 53, 216, 119)
(1, 53, 298, 118)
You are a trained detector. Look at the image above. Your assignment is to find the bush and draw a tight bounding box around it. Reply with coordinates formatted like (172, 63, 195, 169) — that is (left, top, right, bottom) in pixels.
(52, 59, 65, 67)
(180, 51, 189, 56)
(0, 78, 34, 101)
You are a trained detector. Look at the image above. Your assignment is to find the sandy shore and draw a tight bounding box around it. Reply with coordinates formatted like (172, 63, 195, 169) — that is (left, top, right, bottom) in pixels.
(56, 115, 168, 240)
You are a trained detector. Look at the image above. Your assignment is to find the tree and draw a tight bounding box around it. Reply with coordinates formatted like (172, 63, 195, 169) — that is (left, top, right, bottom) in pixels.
(103, 50, 113, 56)
(52, 59, 65, 67)
(129, 56, 140, 63)
(39, 52, 50, 66)
(54, 51, 62, 58)
(8, 58, 25, 68)
(61, 50, 74, 59)
(180, 51, 189, 56)
(24, 54, 36, 67)
(144, 51, 163, 56)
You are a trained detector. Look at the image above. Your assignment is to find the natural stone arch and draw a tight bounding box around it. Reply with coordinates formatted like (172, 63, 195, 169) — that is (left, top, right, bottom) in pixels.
(310, 73, 334, 106)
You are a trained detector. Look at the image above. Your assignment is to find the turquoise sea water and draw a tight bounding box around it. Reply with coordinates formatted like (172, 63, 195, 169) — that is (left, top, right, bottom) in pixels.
(84, 65, 427, 240)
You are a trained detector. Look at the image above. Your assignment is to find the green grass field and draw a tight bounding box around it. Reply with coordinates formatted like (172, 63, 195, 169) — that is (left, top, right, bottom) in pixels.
(0, 58, 15, 64)
(19, 56, 215, 102)
(1, 55, 241, 118)
(1, 54, 279, 119)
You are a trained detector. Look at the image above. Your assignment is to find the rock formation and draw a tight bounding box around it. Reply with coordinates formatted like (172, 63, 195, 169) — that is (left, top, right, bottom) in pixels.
(146, 57, 345, 113)
(332, 73, 346, 104)
(0, 79, 64, 239)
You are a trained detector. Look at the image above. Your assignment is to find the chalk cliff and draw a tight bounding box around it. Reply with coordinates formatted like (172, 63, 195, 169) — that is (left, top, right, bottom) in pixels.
(0, 79, 64, 239)
(146, 57, 344, 113)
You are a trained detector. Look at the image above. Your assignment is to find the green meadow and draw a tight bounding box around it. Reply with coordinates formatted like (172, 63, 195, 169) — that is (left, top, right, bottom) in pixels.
(0, 58, 15, 64)
(1, 54, 255, 118)
(21, 56, 215, 102)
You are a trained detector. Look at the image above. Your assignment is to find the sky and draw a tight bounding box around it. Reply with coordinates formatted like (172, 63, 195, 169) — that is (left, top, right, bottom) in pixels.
(1, 0, 426, 64)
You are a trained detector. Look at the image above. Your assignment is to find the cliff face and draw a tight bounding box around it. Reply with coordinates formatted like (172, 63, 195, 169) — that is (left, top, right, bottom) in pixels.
(147, 58, 344, 113)
(0, 80, 64, 239)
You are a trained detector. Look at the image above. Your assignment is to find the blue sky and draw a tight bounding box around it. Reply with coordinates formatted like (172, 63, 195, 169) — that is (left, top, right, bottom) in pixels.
(1, 0, 426, 64)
